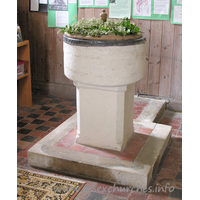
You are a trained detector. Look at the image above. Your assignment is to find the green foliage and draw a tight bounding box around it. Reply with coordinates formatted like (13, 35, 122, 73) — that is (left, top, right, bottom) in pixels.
(59, 17, 140, 37)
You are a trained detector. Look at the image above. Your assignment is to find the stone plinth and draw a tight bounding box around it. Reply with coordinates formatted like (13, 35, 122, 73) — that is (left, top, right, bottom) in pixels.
(63, 35, 146, 151)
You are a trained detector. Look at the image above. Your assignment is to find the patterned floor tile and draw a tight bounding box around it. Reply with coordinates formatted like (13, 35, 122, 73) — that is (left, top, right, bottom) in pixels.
(35, 126, 50, 132)
(17, 122, 28, 127)
(17, 93, 182, 200)
(31, 119, 45, 124)
(20, 135, 37, 142)
(17, 128, 32, 135)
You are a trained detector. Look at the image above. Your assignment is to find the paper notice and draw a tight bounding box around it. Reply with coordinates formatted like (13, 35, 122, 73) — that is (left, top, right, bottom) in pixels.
(56, 11, 69, 27)
(154, 0, 169, 15)
(39, 0, 47, 4)
(133, 0, 151, 17)
(177, 0, 182, 4)
(49, 0, 68, 10)
(173, 5, 182, 23)
(30, 0, 39, 11)
(68, 0, 77, 3)
(95, 0, 108, 6)
(79, 0, 93, 6)
(109, 0, 131, 18)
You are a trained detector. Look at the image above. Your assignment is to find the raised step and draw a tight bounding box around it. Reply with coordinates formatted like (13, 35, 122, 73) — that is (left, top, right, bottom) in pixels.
(28, 97, 171, 188)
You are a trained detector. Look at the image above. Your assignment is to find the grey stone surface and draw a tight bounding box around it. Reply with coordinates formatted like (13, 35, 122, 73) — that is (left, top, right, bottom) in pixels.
(63, 35, 146, 47)
(28, 97, 171, 188)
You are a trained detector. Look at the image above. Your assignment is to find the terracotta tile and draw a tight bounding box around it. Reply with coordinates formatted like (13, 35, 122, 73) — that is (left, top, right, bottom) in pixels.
(17, 156, 28, 165)
(44, 103, 58, 107)
(127, 191, 148, 200)
(108, 185, 131, 198)
(100, 150, 119, 159)
(171, 138, 182, 148)
(17, 140, 31, 149)
(17, 133, 25, 140)
(37, 115, 52, 121)
(65, 106, 76, 110)
(17, 112, 30, 117)
(169, 118, 182, 125)
(32, 104, 42, 109)
(116, 152, 135, 161)
(84, 147, 106, 156)
(147, 194, 168, 200)
(162, 155, 181, 170)
(158, 168, 177, 179)
(49, 107, 62, 112)
(151, 182, 171, 196)
(19, 117, 34, 124)
(53, 113, 68, 119)
(59, 101, 72, 106)
(17, 149, 28, 158)
(131, 133, 148, 143)
(69, 128, 77, 135)
(137, 127, 153, 135)
(170, 124, 180, 130)
(168, 147, 182, 157)
(42, 120, 57, 127)
(55, 133, 76, 149)
(69, 110, 76, 115)
(167, 197, 181, 200)
(24, 123, 39, 130)
(106, 194, 127, 199)
(55, 97, 66, 101)
(161, 159, 179, 171)
(28, 130, 44, 137)
(69, 143, 87, 152)
(32, 109, 46, 115)
(41, 98, 53, 102)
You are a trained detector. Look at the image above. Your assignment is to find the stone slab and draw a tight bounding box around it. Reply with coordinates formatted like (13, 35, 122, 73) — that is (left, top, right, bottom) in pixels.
(28, 97, 171, 188)
(135, 97, 166, 123)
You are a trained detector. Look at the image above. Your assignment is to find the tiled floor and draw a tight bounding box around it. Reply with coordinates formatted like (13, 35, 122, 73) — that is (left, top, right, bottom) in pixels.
(17, 93, 182, 200)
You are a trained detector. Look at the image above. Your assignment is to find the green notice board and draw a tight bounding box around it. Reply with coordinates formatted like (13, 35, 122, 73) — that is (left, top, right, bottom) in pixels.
(132, 0, 170, 20)
(78, 0, 109, 8)
(171, 0, 182, 24)
(48, 0, 78, 28)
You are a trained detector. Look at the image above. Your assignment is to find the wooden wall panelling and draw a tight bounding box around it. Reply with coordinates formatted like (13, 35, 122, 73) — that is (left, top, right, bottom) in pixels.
(94, 8, 102, 18)
(170, 25, 182, 99)
(135, 19, 151, 95)
(78, 7, 85, 19)
(45, 27, 56, 83)
(28, 12, 37, 82)
(84, 8, 95, 19)
(159, 20, 174, 97)
(34, 13, 47, 82)
(17, 1, 182, 103)
(148, 20, 163, 96)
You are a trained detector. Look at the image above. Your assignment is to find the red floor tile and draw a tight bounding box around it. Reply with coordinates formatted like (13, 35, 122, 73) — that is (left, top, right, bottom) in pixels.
(28, 130, 44, 137)
(17, 133, 25, 140)
(17, 140, 31, 149)
(137, 127, 153, 135)
(69, 143, 87, 152)
(55, 133, 76, 149)
(147, 194, 168, 200)
(127, 191, 148, 200)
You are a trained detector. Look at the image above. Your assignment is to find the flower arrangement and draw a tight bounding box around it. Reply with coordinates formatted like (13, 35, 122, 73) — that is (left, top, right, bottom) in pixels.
(59, 17, 140, 38)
